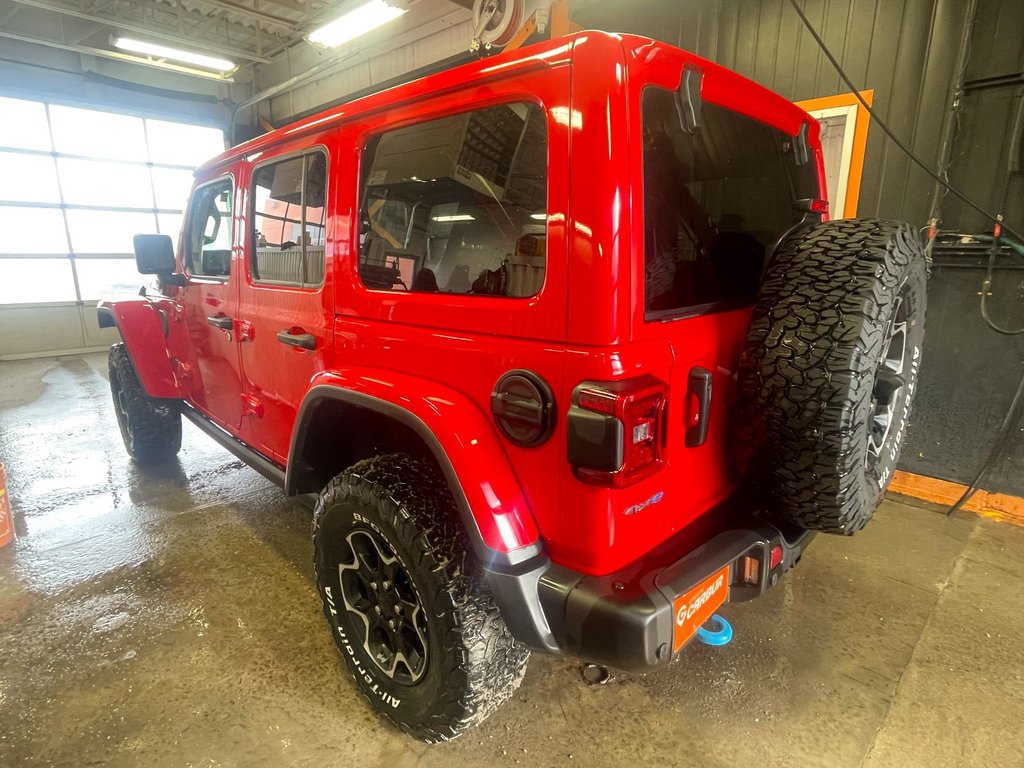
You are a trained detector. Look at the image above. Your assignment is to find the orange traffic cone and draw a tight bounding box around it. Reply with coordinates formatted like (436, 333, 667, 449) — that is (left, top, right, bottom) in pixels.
(0, 462, 14, 548)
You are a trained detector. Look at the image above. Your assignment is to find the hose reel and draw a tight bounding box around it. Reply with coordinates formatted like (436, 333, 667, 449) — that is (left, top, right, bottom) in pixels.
(471, 0, 526, 51)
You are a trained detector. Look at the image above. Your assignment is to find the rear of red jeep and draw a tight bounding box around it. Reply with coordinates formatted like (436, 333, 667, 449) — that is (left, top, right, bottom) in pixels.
(486, 32, 825, 671)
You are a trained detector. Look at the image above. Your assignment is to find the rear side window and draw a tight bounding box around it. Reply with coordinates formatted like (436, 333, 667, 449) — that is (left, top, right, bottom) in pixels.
(251, 151, 327, 287)
(642, 88, 819, 319)
(185, 178, 233, 279)
(357, 102, 548, 297)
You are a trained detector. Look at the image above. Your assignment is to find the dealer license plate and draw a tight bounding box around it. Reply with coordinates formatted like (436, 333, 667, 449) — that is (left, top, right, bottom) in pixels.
(672, 564, 731, 652)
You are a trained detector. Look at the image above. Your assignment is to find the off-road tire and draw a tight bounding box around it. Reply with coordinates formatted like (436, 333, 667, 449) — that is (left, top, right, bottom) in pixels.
(108, 343, 182, 465)
(312, 453, 529, 742)
(737, 219, 927, 534)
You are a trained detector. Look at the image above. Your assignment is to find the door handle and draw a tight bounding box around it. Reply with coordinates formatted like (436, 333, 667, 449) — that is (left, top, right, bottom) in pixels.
(207, 315, 233, 330)
(686, 367, 713, 448)
(276, 329, 316, 350)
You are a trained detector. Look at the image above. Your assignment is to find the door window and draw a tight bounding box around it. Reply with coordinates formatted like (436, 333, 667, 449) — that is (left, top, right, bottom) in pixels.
(185, 179, 233, 279)
(251, 151, 327, 287)
(357, 102, 548, 298)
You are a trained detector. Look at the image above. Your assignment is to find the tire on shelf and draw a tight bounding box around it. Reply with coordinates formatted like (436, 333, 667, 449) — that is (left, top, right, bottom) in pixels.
(108, 343, 182, 465)
(312, 453, 530, 742)
(736, 219, 928, 535)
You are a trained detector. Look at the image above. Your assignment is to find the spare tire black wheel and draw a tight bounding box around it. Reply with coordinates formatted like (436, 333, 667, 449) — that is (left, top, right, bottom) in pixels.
(737, 219, 927, 535)
(312, 453, 530, 742)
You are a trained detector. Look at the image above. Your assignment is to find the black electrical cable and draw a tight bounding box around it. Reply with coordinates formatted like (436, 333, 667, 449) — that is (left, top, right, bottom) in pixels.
(786, 0, 1024, 514)
(947, 366, 1024, 515)
(981, 249, 1024, 336)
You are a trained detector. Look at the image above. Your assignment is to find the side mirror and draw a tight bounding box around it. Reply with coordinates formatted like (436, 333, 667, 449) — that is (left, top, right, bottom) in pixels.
(133, 234, 185, 286)
(134, 234, 176, 274)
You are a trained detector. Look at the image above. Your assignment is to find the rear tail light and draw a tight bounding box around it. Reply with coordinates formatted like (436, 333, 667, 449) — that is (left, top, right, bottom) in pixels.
(769, 545, 784, 570)
(567, 376, 667, 487)
(796, 197, 829, 216)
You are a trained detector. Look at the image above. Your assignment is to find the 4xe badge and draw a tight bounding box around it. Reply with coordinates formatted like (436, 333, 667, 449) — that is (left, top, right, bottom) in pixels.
(623, 491, 665, 516)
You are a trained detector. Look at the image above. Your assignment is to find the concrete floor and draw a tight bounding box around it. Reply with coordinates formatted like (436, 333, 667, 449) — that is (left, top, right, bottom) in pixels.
(1, 354, 1023, 768)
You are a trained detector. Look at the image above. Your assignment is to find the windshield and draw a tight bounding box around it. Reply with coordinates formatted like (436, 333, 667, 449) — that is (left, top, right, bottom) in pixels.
(642, 87, 820, 319)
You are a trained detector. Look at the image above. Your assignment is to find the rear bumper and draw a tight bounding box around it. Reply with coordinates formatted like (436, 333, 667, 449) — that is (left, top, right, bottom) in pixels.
(485, 512, 815, 671)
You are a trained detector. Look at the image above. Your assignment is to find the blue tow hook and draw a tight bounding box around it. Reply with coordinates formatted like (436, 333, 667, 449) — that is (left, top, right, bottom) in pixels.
(696, 614, 733, 646)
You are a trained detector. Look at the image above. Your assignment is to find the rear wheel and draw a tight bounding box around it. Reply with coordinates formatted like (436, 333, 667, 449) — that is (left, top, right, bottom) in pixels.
(736, 219, 928, 534)
(312, 453, 529, 742)
(108, 343, 181, 465)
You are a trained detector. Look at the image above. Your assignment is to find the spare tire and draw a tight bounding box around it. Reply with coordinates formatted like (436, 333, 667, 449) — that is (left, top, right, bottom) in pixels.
(736, 219, 927, 534)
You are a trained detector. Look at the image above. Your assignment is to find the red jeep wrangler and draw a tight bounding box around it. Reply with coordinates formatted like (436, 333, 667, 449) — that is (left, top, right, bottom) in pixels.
(99, 31, 927, 741)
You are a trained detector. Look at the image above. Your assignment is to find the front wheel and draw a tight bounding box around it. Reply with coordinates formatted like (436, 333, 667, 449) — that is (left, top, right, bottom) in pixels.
(109, 343, 182, 465)
(312, 454, 529, 742)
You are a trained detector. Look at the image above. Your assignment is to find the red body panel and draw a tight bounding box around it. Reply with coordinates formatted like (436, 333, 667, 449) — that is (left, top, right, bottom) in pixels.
(180, 275, 244, 429)
(99, 298, 180, 399)
(309, 364, 540, 552)
(114, 31, 826, 576)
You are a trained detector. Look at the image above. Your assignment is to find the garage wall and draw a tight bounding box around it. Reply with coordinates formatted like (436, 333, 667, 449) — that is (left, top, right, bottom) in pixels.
(0, 304, 120, 361)
(939, 0, 1024, 235)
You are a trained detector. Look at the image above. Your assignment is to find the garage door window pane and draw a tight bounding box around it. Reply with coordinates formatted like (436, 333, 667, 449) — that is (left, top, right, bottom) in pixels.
(158, 213, 184, 243)
(0, 97, 52, 151)
(50, 106, 148, 162)
(146, 120, 224, 166)
(57, 158, 155, 208)
(151, 167, 194, 211)
(0, 152, 61, 204)
(0, 207, 69, 253)
(0, 258, 76, 303)
(66, 210, 156, 253)
(75, 258, 144, 300)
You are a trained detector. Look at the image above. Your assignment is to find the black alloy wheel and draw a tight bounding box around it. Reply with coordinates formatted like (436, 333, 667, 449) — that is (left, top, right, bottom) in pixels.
(337, 526, 429, 685)
(312, 453, 530, 742)
(867, 285, 911, 468)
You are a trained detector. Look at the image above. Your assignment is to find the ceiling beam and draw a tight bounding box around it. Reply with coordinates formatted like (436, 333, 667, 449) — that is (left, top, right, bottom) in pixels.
(69, 20, 106, 44)
(0, 4, 21, 24)
(258, 0, 309, 13)
(0, 28, 235, 81)
(198, 0, 299, 31)
(6, 0, 276, 62)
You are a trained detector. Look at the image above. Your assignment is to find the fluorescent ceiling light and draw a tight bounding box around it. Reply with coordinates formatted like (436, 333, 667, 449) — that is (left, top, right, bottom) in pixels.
(433, 214, 475, 222)
(113, 37, 235, 72)
(308, 0, 407, 48)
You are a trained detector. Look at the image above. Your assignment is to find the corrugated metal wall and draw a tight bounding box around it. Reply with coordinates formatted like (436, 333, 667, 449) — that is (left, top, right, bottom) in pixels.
(576, 0, 973, 227)
(941, 0, 1024, 233)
